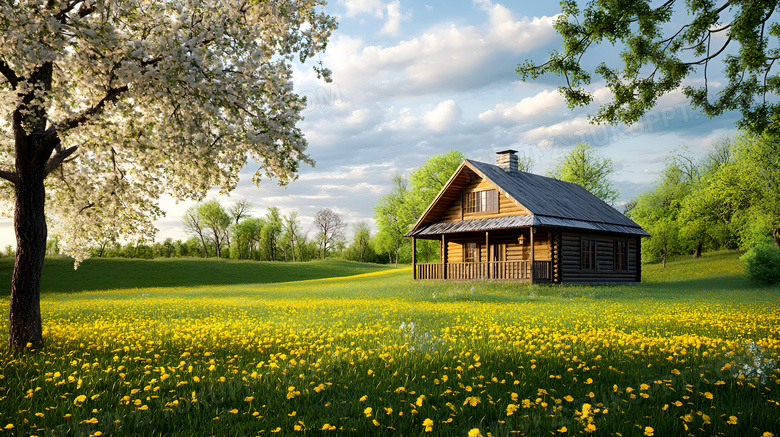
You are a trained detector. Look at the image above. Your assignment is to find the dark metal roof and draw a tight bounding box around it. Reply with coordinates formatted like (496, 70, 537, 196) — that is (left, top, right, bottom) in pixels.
(408, 215, 534, 236)
(408, 214, 649, 237)
(466, 160, 641, 229)
(406, 159, 648, 238)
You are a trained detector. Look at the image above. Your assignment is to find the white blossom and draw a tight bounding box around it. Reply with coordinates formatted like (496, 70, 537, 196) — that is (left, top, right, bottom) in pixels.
(0, 0, 337, 262)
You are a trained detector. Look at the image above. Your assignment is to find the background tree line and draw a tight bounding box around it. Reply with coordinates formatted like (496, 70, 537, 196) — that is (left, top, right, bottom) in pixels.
(84, 200, 388, 264)
(627, 132, 779, 273)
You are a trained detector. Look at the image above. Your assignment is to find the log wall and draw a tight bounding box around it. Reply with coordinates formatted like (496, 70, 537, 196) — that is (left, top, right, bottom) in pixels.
(559, 231, 640, 282)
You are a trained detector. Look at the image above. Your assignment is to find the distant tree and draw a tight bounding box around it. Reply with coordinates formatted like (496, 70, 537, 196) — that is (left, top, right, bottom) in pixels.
(198, 200, 231, 258)
(547, 142, 620, 206)
(373, 174, 413, 266)
(409, 150, 466, 211)
(314, 208, 346, 260)
(349, 221, 372, 263)
(225, 200, 253, 250)
(261, 208, 283, 261)
(183, 205, 209, 257)
(282, 212, 304, 262)
(519, 2, 780, 134)
(516, 153, 535, 173)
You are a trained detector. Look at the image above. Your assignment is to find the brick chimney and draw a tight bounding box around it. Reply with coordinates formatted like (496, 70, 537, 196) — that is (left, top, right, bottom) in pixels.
(496, 149, 518, 173)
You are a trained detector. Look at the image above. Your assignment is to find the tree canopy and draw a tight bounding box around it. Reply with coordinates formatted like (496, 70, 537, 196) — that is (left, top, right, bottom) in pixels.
(1, 0, 336, 348)
(519, 1, 780, 134)
(547, 142, 620, 206)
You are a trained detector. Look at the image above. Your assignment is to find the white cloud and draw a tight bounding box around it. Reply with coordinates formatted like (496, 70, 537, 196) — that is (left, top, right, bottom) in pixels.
(339, 0, 410, 35)
(340, 0, 386, 17)
(380, 1, 409, 35)
(322, 6, 559, 99)
(522, 116, 592, 148)
(478, 89, 564, 124)
(424, 100, 462, 131)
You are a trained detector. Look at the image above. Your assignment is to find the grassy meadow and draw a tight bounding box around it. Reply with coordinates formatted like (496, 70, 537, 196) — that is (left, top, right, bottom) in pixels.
(0, 252, 778, 436)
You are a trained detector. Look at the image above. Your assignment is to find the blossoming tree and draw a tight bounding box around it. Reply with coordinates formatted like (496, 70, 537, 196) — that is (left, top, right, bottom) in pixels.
(0, 0, 336, 348)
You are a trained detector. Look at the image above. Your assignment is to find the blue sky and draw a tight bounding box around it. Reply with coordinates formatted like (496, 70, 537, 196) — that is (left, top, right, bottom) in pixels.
(0, 0, 741, 249)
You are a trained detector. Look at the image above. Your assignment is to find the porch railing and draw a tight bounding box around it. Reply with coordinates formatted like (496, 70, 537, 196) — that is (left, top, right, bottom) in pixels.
(415, 261, 551, 281)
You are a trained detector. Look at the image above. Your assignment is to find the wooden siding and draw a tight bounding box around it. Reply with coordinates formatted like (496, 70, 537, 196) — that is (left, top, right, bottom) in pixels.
(439, 177, 530, 223)
(559, 231, 640, 282)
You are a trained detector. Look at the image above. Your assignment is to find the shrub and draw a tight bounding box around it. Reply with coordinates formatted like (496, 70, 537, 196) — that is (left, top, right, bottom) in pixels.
(741, 243, 780, 284)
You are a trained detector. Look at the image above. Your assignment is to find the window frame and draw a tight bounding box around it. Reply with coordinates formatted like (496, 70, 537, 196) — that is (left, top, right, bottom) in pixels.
(463, 189, 498, 215)
(581, 237, 598, 270)
(464, 242, 480, 263)
(614, 240, 629, 271)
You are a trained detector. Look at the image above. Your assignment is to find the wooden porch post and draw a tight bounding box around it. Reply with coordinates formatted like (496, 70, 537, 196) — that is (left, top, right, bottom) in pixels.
(441, 234, 447, 280)
(412, 237, 417, 280)
(530, 227, 535, 283)
(485, 231, 490, 279)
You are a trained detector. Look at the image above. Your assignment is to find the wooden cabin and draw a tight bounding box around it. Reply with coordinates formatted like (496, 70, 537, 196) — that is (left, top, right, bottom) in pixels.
(405, 150, 649, 283)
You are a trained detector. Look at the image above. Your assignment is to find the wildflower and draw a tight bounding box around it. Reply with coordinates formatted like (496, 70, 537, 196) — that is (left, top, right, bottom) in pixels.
(468, 429, 482, 437)
(373, 420, 379, 427)
(360, 395, 368, 402)
(423, 418, 433, 432)
(463, 396, 481, 406)
(727, 416, 738, 425)
(73, 395, 87, 406)
(563, 395, 574, 402)
(245, 396, 254, 402)
(703, 392, 713, 400)
(557, 427, 567, 433)
(506, 404, 519, 416)
(644, 426, 654, 436)
(364, 407, 372, 417)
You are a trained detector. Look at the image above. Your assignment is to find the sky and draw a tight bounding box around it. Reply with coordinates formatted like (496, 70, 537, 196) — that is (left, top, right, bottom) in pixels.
(0, 0, 741, 249)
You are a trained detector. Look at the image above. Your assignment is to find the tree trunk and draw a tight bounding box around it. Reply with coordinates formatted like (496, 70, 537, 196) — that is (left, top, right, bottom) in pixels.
(692, 240, 702, 258)
(662, 250, 667, 268)
(773, 228, 778, 248)
(8, 166, 47, 348)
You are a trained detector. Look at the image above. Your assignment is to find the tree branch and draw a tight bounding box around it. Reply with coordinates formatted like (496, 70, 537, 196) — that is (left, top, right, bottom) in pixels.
(0, 57, 18, 88)
(44, 145, 78, 177)
(0, 169, 20, 185)
(57, 85, 128, 133)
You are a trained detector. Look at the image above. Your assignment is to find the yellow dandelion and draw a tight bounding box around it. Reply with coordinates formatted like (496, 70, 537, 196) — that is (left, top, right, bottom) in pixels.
(364, 407, 372, 417)
(727, 416, 738, 425)
(244, 396, 254, 402)
(557, 426, 567, 433)
(423, 418, 433, 432)
(468, 429, 482, 437)
(644, 426, 654, 436)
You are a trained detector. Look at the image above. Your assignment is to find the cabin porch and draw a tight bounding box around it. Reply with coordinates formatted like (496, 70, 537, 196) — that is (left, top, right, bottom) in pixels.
(410, 227, 557, 283)
(414, 260, 552, 281)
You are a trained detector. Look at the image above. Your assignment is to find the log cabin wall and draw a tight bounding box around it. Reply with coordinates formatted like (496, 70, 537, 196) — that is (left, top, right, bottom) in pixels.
(559, 231, 640, 282)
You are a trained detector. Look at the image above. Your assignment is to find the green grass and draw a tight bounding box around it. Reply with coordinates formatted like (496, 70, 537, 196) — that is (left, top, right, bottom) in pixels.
(0, 251, 778, 436)
(0, 257, 394, 294)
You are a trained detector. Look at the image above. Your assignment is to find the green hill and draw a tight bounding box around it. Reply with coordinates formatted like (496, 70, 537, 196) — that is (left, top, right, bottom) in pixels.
(0, 257, 394, 294)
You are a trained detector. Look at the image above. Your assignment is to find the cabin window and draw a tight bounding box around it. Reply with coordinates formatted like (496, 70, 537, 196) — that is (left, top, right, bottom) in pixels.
(614, 240, 629, 271)
(464, 242, 480, 263)
(581, 238, 597, 270)
(464, 189, 498, 214)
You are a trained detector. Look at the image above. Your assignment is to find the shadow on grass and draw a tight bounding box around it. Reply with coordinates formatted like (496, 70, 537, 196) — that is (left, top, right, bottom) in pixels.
(0, 257, 393, 295)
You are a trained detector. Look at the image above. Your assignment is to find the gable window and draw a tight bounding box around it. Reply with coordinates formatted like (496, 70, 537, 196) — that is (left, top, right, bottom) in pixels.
(581, 238, 597, 270)
(614, 240, 629, 271)
(464, 189, 498, 214)
(464, 242, 480, 263)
